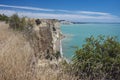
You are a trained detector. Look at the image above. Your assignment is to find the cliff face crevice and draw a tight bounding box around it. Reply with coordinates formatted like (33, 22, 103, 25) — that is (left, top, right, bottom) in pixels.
(26, 19, 61, 60)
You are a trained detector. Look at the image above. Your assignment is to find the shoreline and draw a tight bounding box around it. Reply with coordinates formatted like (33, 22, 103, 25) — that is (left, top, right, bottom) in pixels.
(60, 33, 70, 63)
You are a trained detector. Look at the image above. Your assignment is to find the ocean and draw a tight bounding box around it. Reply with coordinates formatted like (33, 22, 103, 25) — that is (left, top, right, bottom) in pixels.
(61, 24, 120, 60)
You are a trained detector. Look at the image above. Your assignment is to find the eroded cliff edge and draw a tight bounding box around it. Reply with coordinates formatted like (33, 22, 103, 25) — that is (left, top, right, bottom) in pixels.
(0, 15, 77, 80)
(24, 19, 62, 60)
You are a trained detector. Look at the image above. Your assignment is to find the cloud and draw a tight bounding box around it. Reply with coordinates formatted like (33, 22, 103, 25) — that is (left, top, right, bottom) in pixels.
(0, 4, 120, 22)
(0, 4, 55, 11)
(77, 11, 110, 16)
(0, 4, 113, 15)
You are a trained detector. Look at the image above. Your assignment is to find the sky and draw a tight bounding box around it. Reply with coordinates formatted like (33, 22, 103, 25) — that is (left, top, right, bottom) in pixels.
(0, 0, 120, 22)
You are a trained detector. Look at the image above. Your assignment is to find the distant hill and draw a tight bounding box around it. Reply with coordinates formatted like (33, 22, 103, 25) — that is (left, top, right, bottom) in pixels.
(59, 20, 73, 25)
(72, 22, 120, 24)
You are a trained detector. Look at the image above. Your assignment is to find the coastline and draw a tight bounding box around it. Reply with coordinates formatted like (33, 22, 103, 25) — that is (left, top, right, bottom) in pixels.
(60, 32, 70, 62)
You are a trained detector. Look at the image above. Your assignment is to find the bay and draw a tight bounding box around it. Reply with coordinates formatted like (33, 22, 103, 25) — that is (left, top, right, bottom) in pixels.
(61, 24, 120, 59)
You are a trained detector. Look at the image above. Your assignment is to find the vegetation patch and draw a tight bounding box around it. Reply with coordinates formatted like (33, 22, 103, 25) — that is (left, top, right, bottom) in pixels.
(9, 14, 27, 31)
(0, 14, 9, 23)
(63, 35, 120, 80)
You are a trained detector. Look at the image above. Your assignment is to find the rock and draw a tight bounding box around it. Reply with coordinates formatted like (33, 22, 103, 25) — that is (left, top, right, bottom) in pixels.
(26, 19, 61, 60)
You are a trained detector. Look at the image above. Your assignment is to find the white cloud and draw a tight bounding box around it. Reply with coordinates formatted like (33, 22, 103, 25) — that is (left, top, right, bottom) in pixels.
(77, 11, 110, 16)
(0, 4, 120, 22)
(0, 4, 55, 11)
(0, 4, 113, 15)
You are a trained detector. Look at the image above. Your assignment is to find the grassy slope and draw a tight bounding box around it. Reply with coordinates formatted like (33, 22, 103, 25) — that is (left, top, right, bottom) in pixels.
(0, 22, 75, 80)
(0, 22, 34, 80)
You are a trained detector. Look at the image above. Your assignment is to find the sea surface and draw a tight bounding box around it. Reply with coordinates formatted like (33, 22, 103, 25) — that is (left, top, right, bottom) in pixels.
(61, 24, 120, 60)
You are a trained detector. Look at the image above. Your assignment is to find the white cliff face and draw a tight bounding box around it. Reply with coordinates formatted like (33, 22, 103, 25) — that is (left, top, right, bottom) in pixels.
(51, 22, 61, 54)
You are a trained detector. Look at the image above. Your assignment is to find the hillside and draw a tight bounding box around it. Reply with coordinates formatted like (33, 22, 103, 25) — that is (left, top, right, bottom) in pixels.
(0, 19, 76, 80)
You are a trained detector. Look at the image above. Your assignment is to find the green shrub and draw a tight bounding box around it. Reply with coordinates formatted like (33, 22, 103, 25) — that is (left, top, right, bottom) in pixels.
(0, 14, 9, 23)
(9, 14, 26, 31)
(66, 35, 120, 80)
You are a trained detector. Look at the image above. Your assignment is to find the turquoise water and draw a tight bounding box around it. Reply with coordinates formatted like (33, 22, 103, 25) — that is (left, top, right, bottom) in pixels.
(61, 24, 120, 59)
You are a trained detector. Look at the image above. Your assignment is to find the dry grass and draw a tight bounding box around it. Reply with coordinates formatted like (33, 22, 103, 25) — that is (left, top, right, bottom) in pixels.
(0, 22, 77, 80)
(35, 59, 77, 80)
(0, 22, 34, 80)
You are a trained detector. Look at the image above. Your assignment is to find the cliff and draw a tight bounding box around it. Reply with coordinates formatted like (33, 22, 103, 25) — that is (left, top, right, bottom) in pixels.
(25, 19, 62, 60)
(0, 15, 76, 80)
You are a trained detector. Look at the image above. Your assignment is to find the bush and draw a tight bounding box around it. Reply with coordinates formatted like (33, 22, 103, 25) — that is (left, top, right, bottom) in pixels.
(35, 19, 41, 25)
(0, 14, 9, 23)
(9, 14, 26, 31)
(66, 35, 120, 80)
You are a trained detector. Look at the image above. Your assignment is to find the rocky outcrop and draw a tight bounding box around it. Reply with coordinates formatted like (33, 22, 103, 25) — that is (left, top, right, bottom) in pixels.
(26, 19, 62, 60)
